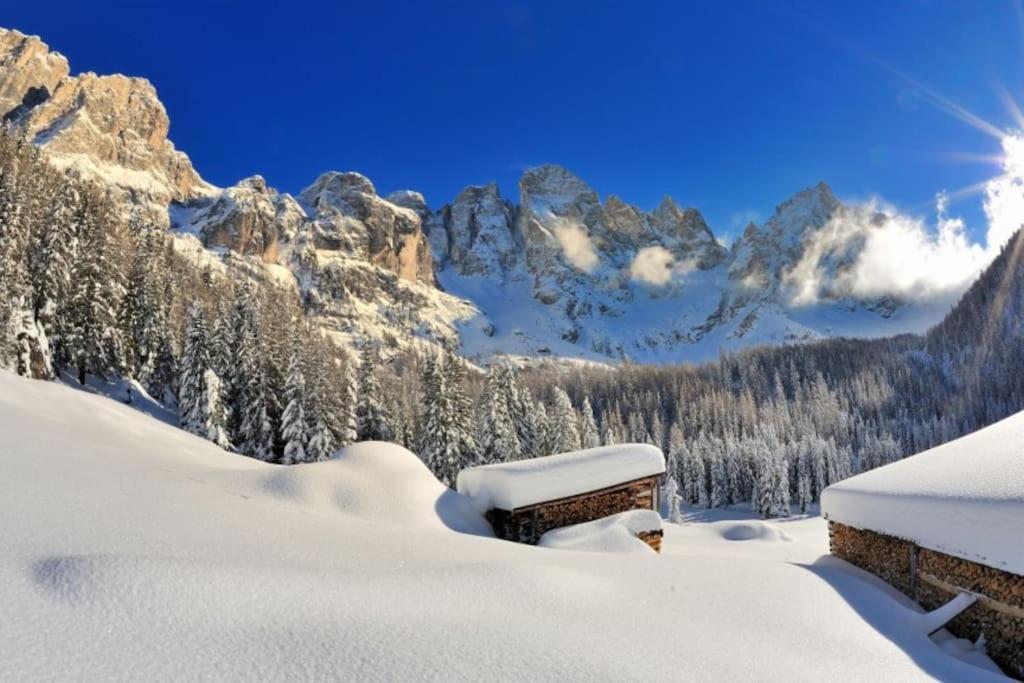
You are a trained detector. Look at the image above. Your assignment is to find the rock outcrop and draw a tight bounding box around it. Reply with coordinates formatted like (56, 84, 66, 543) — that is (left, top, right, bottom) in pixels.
(0, 28, 209, 221)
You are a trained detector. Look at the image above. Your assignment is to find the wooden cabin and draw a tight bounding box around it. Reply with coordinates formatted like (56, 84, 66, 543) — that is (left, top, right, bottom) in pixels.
(456, 444, 666, 552)
(821, 414, 1024, 679)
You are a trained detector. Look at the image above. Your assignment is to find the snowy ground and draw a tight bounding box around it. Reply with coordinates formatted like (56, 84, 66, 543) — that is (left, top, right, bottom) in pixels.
(0, 373, 1008, 680)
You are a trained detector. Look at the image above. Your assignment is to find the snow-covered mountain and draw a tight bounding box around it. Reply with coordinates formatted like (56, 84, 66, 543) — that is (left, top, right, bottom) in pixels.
(0, 27, 951, 363)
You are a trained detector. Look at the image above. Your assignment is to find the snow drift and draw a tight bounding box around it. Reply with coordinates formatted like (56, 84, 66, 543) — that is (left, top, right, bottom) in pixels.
(0, 373, 1009, 680)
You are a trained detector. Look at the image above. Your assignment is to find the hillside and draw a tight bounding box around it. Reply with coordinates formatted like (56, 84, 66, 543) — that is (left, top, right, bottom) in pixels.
(0, 27, 972, 364)
(0, 372, 1006, 680)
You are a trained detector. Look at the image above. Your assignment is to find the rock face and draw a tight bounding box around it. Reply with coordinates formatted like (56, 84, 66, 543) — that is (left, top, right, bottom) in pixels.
(181, 176, 304, 261)
(0, 28, 208, 221)
(299, 172, 435, 286)
(0, 29, 68, 119)
(428, 183, 518, 278)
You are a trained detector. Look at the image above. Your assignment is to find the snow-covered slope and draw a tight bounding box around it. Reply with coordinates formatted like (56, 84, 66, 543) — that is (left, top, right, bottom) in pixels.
(822, 410, 1024, 574)
(0, 373, 1008, 680)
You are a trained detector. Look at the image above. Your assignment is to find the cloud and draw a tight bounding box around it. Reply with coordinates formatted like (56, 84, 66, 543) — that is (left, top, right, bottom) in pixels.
(629, 246, 698, 287)
(630, 246, 676, 286)
(550, 218, 599, 273)
(784, 134, 1024, 307)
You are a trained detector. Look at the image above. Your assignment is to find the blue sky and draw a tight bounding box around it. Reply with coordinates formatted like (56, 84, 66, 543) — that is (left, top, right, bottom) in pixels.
(4, 1, 1021, 241)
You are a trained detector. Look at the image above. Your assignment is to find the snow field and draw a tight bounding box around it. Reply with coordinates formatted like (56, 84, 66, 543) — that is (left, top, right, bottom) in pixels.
(0, 373, 1009, 681)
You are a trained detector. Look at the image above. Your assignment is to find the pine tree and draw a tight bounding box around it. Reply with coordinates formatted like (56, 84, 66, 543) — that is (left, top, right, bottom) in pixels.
(442, 345, 478, 466)
(479, 365, 520, 463)
(579, 397, 600, 449)
(664, 475, 684, 524)
(355, 341, 393, 442)
(304, 355, 335, 462)
(281, 345, 309, 465)
(178, 304, 230, 448)
(337, 356, 359, 447)
(65, 187, 126, 384)
(418, 353, 459, 484)
(549, 387, 581, 453)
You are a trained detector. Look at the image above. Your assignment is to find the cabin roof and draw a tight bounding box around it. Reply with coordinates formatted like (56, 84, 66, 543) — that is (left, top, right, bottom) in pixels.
(822, 409, 1024, 574)
(456, 444, 665, 513)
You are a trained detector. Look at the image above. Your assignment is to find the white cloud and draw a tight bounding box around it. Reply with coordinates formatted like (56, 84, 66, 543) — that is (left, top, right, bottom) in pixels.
(784, 133, 1024, 307)
(630, 246, 675, 286)
(629, 246, 698, 287)
(550, 217, 599, 273)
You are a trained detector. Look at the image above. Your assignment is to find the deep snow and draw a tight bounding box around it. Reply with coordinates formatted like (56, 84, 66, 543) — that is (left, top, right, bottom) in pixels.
(822, 410, 1024, 575)
(0, 373, 1008, 680)
(456, 444, 665, 512)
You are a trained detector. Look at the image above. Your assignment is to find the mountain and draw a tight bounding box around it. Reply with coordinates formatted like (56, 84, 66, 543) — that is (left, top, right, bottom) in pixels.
(0, 27, 958, 364)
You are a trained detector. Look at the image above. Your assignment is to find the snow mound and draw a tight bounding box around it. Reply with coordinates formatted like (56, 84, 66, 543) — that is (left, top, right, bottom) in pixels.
(719, 521, 794, 543)
(457, 444, 665, 512)
(822, 409, 1024, 573)
(227, 442, 492, 536)
(539, 510, 661, 555)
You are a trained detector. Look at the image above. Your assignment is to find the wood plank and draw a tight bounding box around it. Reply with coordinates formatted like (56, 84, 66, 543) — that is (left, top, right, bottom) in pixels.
(918, 571, 1024, 620)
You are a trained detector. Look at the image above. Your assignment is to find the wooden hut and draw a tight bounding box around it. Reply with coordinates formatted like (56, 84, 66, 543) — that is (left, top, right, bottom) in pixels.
(821, 413, 1024, 679)
(456, 444, 666, 551)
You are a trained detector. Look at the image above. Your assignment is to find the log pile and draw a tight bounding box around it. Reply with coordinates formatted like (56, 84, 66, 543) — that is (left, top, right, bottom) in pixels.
(636, 529, 663, 553)
(486, 475, 658, 545)
(829, 521, 1023, 678)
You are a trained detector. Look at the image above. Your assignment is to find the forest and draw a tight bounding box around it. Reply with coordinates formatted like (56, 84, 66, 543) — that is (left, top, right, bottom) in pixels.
(2, 129, 1023, 518)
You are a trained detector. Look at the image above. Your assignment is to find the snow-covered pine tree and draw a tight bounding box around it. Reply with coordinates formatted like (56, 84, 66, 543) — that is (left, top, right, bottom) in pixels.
(534, 401, 552, 456)
(304, 352, 335, 463)
(418, 353, 456, 483)
(479, 365, 520, 463)
(707, 440, 727, 508)
(178, 304, 230, 448)
(664, 474, 684, 524)
(650, 410, 665, 451)
(281, 344, 309, 465)
(793, 440, 813, 513)
(0, 134, 42, 375)
(355, 341, 393, 442)
(29, 168, 77, 377)
(233, 320, 276, 461)
(549, 387, 581, 454)
(662, 434, 685, 523)
(338, 355, 359, 447)
(442, 344, 478, 466)
(119, 227, 163, 383)
(64, 186, 127, 384)
(202, 368, 232, 449)
(751, 444, 791, 519)
(579, 396, 600, 449)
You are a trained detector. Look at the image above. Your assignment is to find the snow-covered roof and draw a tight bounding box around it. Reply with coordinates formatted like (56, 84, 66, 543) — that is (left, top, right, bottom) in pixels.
(456, 444, 665, 512)
(822, 410, 1024, 574)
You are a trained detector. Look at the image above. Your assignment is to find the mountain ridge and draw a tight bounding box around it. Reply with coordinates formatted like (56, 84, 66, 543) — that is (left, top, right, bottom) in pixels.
(0, 26, 962, 364)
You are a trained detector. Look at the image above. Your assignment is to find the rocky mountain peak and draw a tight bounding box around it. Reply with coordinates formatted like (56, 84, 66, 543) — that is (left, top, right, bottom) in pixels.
(0, 28, 208, 223)
(300, 171, 377, 209)
(238, 175, 269, 193)
(519, 164, 599, 209)
(385, 190, 429, 214)
(0, 29, 69, 118)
